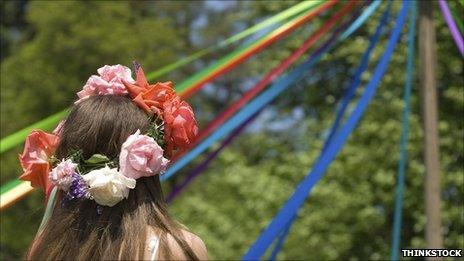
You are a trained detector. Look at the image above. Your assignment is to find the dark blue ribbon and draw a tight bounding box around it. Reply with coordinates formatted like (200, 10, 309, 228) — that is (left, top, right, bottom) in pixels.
(243, 1, 410, 259)
(322, 1, 392, 153)
(268, 2, 393, 259)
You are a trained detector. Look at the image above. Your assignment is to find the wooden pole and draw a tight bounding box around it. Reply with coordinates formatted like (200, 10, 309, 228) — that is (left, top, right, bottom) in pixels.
(418, 0, 443, 250)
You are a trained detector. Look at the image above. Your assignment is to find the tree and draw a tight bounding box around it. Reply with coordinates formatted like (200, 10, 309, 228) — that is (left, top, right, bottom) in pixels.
(1, 1, 462, 260)
(0, 1, 186, 258)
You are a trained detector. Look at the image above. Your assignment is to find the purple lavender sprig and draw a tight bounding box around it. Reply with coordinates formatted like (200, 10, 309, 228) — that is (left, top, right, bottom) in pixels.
(62, 172, 90, 207)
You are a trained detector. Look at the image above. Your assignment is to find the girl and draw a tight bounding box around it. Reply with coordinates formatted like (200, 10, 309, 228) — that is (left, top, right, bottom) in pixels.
(21, 64, 207, 260)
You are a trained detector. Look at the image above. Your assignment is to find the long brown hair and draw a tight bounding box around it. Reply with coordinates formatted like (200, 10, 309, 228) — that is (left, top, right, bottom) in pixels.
(28, 95, 198, 260)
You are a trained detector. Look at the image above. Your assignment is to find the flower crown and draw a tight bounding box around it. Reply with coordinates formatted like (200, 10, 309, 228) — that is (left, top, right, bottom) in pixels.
(19, 63, 198, 207)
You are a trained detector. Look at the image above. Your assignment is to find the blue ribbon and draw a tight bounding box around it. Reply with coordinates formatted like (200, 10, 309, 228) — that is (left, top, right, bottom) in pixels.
(268, 214, 296, 260)
(322, 1, 391, 153)
(163, 58, 317, 180)
(267, 1, 385, 258)
(162, 35, 330, 181)
(243, 1, 410, 259)
(161, 0, 386, 183)
(268, 2, 393, 259)
(391, 1, 416, 260)
(339, 0, 382, 40)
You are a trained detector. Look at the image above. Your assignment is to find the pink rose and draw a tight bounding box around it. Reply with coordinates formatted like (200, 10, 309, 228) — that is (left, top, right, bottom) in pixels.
(49, 159, 77, 191)
(119, 130, 169, 179)
(76, 64, 135, 102)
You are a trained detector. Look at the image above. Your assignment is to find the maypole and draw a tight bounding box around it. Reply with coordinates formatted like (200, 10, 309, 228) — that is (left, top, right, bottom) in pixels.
(418, 0, 443, 250)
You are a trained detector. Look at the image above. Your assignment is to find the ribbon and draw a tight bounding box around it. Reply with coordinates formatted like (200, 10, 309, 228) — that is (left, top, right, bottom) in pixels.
(322, 0, 391, 153)
(339, 0, 382, 40)
(178, 0, 339, 98)
(439, 0, 464, 55)
(448, 3, 464, 33)
(243, 1, 410, 258)
(269, 1, 392, 258)
(145, 1, 323, 80)
(0, 1, 324, 155)
(166, 111, 260, 203)
(391, 1, 416, 259)
(0, 110, 68, 154)
(173, 0, 358, 162)
(167, 1, 367, 202)
(0, 2, 327, 207)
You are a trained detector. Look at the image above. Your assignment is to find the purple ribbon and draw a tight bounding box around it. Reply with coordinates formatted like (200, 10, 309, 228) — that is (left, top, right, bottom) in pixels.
(165, 32, 334, 203)
(439, 0, 464, 56)
(165, 3, 365, 203)
(166, 112, 260, 203)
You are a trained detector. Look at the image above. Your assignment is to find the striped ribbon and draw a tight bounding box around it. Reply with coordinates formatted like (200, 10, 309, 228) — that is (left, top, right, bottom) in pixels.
(167, 0, 362, 201)
(0, 1, 323, 155)
(173, 0, 356, 162)
(0, 1, 326, 210)
(161, 1, 362, 182)
(146, 1, 324, 80)
(177, 0, 338, 98)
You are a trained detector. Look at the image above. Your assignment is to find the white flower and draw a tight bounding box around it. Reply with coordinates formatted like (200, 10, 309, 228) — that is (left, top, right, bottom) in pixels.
(83, 166, 136, 207)
(49, 159, 77, 191)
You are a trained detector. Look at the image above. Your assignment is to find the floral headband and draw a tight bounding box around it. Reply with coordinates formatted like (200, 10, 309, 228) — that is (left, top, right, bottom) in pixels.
(19, 63, 198, 207)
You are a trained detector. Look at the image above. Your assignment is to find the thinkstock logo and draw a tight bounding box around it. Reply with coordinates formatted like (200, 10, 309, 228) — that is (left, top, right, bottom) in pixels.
(401, 249, 463, 258)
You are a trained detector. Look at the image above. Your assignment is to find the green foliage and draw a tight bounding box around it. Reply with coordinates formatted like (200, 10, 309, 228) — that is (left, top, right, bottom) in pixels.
(83, 154, 110, 165)
(72, 152, 115, 174)
(1, 1, 187, 258)
(1, 1, 463, 260)
(147, 117, 166, 148)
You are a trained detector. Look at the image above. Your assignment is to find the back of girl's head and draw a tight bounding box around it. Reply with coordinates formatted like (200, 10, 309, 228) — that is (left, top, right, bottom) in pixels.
(29, 95, 198, 260)
(57, 95, 150, 159)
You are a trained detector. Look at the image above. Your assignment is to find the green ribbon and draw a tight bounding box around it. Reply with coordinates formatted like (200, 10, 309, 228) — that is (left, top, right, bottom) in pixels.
(147, 0, 322, 80)
(37, 187, 58, 232)
(0, 179, 22, 194)
(0, 1, 321, 156)
(0, 110, 68, 154)
(0, 2, 324, 201)
(176, 8, 317, 93)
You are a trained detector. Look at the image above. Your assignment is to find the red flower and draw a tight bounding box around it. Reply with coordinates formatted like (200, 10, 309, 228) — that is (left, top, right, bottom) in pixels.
(163, 97, 199, 156)
(123, 62, 199, 157)
(19, 130, 60, 194)
(123, 65, 176, 116)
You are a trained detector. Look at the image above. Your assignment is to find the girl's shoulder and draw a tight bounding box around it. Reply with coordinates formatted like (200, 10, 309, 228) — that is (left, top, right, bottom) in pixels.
(145, 227, 207, 260)
(172, 229, 207, 259)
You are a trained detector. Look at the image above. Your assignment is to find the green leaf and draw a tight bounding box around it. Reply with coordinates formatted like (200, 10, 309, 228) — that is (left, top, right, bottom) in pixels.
(85, 154, 110, 164)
